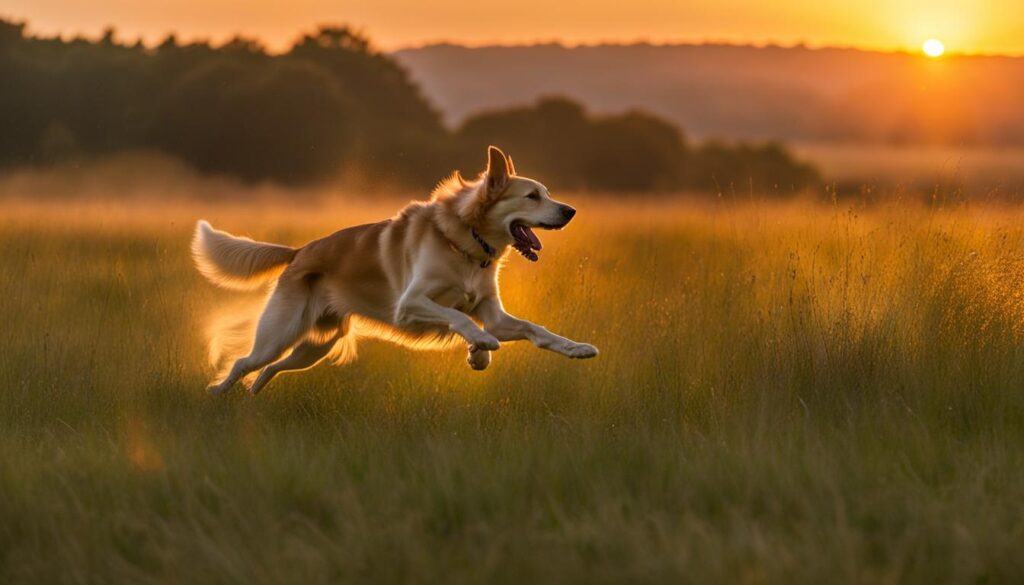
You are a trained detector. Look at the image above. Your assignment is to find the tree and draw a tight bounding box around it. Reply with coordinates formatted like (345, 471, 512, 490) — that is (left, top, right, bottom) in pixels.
(0, 17, 819, 194)
(154, 59, 354, 183)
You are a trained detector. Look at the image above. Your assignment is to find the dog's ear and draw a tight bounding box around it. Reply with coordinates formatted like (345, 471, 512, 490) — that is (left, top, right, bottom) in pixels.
(485, 146, 512, 192)
(506, 155, 517, 176)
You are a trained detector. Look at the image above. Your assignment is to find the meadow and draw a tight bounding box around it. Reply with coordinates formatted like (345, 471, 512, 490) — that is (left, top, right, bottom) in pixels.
(3, 185, 1024, 583)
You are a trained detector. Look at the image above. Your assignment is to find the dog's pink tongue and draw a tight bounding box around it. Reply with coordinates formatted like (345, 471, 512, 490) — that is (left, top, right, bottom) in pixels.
(514, 224, 542, 250)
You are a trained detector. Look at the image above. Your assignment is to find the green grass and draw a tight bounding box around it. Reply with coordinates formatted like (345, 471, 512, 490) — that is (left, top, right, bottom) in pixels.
(3, 197, 1024, 583)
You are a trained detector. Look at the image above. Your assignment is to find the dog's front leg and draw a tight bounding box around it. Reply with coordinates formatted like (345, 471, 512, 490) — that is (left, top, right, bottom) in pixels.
(474, 298, 598, 359)
(467, 347, 491, 371)
(396, 294, 500, 352)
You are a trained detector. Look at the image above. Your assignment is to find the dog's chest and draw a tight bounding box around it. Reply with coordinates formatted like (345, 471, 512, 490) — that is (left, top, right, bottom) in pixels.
(436, 273, 485, 313)
(454, 289, 479, 312)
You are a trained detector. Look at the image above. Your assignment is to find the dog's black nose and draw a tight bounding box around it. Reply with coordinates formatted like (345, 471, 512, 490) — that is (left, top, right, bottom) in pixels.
(561, 205, 576, 221)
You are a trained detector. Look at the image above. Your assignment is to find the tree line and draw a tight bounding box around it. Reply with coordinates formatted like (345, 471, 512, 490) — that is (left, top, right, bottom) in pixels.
(0, 19, 819, 193)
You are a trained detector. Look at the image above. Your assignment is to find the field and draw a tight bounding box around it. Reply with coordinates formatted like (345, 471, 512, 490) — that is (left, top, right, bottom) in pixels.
(3, 188, 1024, 583)
(792, 141, 1024, 194)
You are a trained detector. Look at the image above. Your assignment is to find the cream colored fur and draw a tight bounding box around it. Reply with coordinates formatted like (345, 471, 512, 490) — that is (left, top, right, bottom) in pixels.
(192, 220, 297, 290)
(193, 146, 598, 395)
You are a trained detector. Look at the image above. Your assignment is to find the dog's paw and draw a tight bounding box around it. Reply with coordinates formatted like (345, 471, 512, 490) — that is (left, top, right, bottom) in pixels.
(468, 349, 491, 371)
(565, 343, 599, 359)
(470, 332, 501, 352)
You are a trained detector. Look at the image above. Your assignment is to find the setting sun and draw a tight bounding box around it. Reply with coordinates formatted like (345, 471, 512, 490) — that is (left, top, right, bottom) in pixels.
(923, 38, 946, 57)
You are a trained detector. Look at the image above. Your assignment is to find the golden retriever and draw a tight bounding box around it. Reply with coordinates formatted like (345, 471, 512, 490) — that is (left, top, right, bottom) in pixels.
(192, 146, 598, 395)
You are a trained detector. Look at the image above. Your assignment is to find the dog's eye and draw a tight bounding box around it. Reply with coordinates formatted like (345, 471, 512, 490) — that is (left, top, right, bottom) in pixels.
(526, 191, 541, 201)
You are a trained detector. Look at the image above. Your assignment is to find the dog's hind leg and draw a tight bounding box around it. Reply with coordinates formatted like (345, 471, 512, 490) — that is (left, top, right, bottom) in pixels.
(248, 334, 341, 395)
(207, 287, 311, 395)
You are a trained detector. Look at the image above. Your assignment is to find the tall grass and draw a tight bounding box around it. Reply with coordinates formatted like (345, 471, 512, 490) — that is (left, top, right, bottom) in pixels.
(2, 195, 1024, 583)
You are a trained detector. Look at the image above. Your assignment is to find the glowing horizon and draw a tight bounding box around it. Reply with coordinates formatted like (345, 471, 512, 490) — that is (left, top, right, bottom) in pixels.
(3, 0, 1023, 55)
(923, 38, 946, 57)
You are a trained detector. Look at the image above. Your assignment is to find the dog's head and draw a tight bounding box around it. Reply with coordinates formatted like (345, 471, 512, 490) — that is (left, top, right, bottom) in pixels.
(464, 146, 576, 262)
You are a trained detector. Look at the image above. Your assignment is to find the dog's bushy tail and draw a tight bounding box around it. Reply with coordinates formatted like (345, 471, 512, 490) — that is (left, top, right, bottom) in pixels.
(191, 220, 297, 290)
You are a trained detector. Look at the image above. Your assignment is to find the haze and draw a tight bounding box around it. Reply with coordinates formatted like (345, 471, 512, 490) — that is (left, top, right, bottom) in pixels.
(5, 0, 1024, 54)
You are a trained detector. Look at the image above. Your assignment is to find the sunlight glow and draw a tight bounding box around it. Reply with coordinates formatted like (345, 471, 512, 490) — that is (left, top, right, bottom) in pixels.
(923, 38, 946, 57)
(5, 0, 1022, 54)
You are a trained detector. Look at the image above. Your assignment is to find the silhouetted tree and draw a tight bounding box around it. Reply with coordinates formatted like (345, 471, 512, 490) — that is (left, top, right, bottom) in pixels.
(0, 17, 819, 193)
(457, 98, 592, 186)
(584, 111, 688, 191)
(154, 59, 355, 182)
(287, 27, 447, 183)
(688, 141, 820, 194)
(0, 20, 446, 185)
(457, 97, 816, 193)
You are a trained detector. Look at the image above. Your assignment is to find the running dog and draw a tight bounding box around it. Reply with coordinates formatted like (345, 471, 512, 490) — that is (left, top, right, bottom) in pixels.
(192, 146, 598, 395)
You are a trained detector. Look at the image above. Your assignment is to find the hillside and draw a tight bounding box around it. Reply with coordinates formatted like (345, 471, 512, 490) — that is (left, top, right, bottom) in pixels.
(393, 43, 1024, 147)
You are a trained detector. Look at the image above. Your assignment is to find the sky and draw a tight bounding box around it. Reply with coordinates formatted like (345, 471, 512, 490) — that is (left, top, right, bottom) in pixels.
(3, 0, 1023, 54)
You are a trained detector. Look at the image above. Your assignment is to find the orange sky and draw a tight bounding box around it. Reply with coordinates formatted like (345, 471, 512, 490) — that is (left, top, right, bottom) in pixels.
(3, 0, 1023, 54)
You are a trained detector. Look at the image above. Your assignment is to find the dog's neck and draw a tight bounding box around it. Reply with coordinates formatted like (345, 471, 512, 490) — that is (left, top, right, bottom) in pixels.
(444, 229, 496, 268)
(434, 207, 507, 268)
(470, 228, 498, 259)
(431, 179, 512, 268)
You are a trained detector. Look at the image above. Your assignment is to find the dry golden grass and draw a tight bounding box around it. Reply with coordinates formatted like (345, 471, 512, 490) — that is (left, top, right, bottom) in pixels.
(2, 192, 1024, 583)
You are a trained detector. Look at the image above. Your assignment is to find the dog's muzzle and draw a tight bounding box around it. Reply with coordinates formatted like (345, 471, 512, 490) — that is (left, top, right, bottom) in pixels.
(539, 205, 576, 230)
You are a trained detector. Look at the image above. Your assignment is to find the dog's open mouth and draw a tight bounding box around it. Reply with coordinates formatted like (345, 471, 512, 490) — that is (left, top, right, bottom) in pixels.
(510, 222, 543, 261)
(511, 221, 568, 262)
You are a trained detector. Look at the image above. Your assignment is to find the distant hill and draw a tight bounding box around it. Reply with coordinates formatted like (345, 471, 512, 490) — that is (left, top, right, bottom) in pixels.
(393, 43, 1024, 147)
